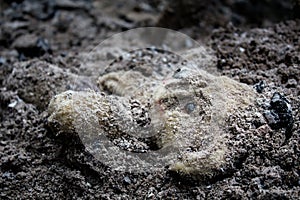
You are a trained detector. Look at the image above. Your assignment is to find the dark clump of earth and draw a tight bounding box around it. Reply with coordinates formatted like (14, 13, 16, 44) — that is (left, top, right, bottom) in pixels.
(0, 0, 300, 199)
(264, 92, 293, 131)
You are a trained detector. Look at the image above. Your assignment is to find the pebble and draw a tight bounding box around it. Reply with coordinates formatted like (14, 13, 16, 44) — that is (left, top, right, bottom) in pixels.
(123, 176, 131, 185)
(0, 57, 6, 65)
(286, 78, 297, 88)
(254, 80, 266, 93)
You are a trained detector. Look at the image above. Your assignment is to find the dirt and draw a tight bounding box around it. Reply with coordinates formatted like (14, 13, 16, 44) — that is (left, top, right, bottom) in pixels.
(0, 0, 299, 199)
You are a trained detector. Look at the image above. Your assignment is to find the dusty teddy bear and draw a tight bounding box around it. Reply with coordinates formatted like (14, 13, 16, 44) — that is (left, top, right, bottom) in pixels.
(48, 48, 258, 179)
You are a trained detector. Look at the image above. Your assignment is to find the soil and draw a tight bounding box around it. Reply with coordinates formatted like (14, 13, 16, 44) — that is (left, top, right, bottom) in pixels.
(0, 0, 299, 199)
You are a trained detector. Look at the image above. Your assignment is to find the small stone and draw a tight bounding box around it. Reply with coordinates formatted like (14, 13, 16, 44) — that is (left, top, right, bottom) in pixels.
(36, 38, 51, 54)
(263, 92, 293, 131)
(254, 80, 266, 93)
(2, 172, 13, 179)
(162, 57, 167, 63)
(8, 100, 18, 108)
(239, 47, 245, 53)
(286, 79, 297, 88)
(16, 172, 27, 179)
(123, 176, 131, 185)
(0, 57, 6, 65)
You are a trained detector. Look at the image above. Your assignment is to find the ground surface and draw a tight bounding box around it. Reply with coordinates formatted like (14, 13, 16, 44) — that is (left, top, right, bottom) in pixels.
(0, 0, 299, 199)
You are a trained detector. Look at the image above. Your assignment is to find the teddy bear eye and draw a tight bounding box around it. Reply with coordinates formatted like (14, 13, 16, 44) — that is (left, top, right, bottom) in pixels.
(184, 102, 196, 114)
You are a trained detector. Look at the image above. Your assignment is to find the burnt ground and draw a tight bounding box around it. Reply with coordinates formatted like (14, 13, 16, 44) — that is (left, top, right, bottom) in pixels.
(0, 0, 299, 199)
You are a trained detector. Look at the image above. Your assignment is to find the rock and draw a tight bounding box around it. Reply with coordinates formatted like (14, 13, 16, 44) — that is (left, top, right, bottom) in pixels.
(0, 57, 6, 65)
(286, 78, 297, 88)
(263, 92, 293, 131)
(254, 80, 266, 93)
(36, 38, 51, 55)
(123, 176, 131, 185)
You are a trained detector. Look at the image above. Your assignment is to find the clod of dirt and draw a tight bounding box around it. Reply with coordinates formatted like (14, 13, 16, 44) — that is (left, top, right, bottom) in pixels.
(22, 0, 56, 20)
(4, 60, 96, 110)
(12, 34, 52, 58)
(263, 92, 293, 131)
